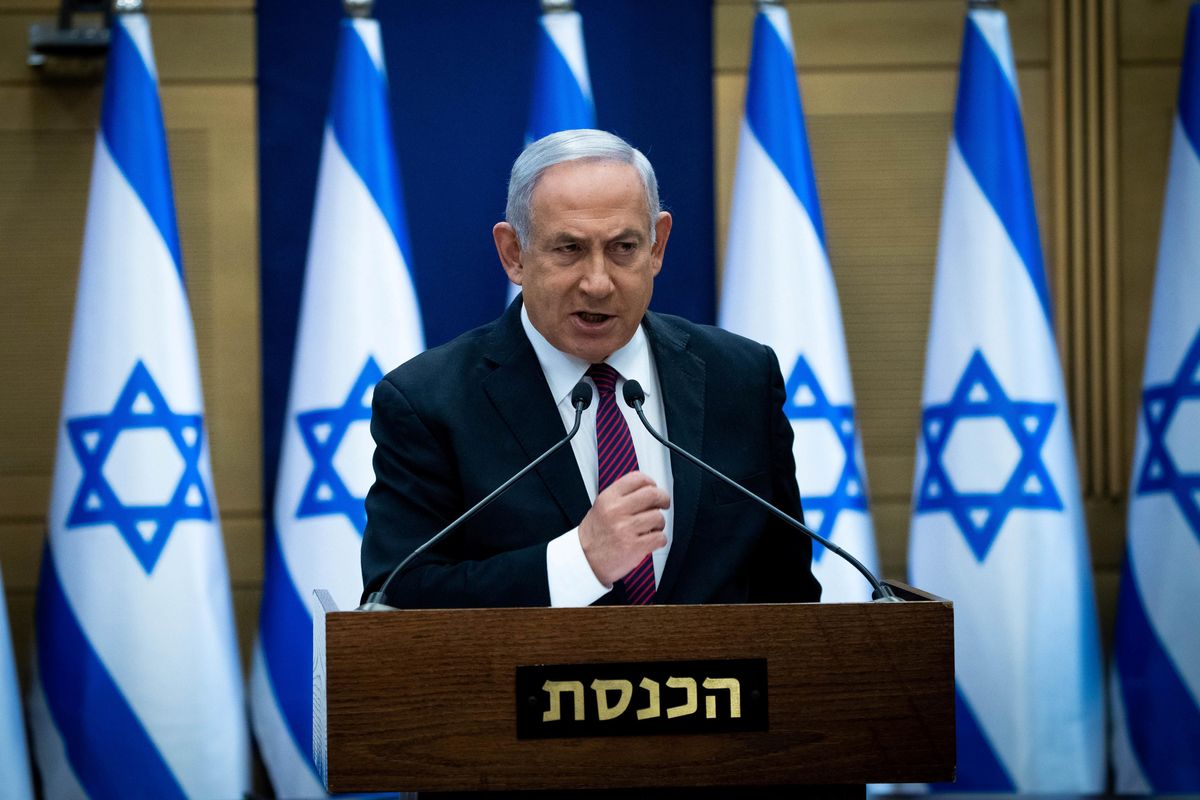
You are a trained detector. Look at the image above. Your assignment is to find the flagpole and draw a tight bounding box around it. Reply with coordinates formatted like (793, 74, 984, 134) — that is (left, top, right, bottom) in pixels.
(541, 0, 573, 13)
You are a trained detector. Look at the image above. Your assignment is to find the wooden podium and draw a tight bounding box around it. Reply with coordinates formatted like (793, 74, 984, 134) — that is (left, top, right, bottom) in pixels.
(313, 581, 954, 793)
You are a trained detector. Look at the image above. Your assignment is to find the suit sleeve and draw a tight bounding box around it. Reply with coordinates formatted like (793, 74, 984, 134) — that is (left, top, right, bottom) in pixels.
(748, 345, 823, 603)
(360, 376, 552, 608)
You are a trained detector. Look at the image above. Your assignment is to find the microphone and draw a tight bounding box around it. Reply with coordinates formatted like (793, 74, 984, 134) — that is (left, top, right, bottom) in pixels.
(621, 380, 899, 602)
(359, 380, 594, 611)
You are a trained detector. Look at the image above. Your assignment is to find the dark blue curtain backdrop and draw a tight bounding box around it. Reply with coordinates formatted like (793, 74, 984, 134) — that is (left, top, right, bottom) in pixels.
(258, 0, 714, 517)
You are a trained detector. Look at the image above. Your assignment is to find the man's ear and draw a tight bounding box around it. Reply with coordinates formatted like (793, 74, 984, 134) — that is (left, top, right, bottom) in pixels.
(650, 211, 673, 276)
(493, 222, 524, 286)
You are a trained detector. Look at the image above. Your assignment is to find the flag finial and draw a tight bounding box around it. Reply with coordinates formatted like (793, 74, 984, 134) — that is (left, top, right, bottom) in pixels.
(541, 0, 574, 13)
(113, 0, 143, 14)
(344, 0, 373, 18)
(968, 0, 1000, 8)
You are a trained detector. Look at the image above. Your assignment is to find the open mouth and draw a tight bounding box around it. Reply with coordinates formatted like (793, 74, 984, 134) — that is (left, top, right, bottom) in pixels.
(576, 312, 613, 324)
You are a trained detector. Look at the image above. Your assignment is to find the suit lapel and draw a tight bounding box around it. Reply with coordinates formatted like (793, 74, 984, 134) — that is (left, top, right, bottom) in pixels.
(480, 305, 707, 601)
(481, 302, 591, 527)
(643, 312, 706, 603)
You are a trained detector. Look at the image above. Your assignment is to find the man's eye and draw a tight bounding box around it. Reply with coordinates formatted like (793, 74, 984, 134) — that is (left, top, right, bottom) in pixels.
(557, 243, 580, 253)
(613, 242, 636, 253)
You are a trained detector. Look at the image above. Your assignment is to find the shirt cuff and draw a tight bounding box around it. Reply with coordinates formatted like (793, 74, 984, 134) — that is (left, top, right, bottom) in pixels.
(546, 527, 611, 608)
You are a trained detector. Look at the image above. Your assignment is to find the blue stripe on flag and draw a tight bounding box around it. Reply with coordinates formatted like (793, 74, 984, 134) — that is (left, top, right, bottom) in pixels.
(953, 18, 1051, 323)
(1181, 5, 1200, 158)
(1114, 557, 1200, 790)
(329, 21, 414, 268)
(0, 567, 33, 800)
(35, 543, 186, 799)
(931, 686, 1015, 792)
(527, 22, 594, 142)
(101, 18, 183, 277)
(745, 11, 826, 244)
(260, 523, 319, 777)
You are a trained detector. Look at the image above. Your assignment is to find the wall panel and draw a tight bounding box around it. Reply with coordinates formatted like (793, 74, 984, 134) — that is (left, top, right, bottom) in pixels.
(714, 0, 1048, 70)
(1118, 0, 1195, 61)
(0, 12, 252, 82)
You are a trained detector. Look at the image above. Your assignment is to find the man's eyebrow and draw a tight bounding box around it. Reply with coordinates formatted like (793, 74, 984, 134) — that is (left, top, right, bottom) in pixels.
(610, 228, 646, 241)
(542, 228, 645, 245)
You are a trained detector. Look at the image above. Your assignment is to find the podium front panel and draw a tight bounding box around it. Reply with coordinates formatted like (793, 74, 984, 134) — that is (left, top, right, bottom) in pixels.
(315, 592, 953, 793)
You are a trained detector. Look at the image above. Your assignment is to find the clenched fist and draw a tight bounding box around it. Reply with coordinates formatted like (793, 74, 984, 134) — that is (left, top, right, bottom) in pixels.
(579, 471, 670, 587)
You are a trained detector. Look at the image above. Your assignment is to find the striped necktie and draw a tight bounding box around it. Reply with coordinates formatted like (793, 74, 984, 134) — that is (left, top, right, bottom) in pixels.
(587, 363, 656, 605)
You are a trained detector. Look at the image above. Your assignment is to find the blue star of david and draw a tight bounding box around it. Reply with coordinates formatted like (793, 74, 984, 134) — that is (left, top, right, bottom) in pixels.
(783, 355, 868, 561)
(295, 356, 383, 535)
(65, 361, 213, 574)
(915, 350, 1062, 561)
(1135, 329, 1200, 540)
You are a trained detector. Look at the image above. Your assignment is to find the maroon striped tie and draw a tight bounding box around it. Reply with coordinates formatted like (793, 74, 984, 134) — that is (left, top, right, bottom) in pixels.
(587, 363, 656, 605)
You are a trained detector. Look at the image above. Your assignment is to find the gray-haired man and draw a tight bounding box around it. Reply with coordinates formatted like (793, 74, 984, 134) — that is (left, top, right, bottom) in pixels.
(361, 129, 820, 609)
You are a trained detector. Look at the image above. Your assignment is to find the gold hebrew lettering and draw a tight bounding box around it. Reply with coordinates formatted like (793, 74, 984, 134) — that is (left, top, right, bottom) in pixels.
(591, 679, 633, 721)
(703, 677, 742, 719)
(636, 677, 660, 720)
(665, 676, 697, 718)
(542, 680, 585, 722)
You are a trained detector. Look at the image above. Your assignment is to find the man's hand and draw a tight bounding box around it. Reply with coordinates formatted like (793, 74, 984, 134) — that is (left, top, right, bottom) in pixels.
(579, 471, 670, 587)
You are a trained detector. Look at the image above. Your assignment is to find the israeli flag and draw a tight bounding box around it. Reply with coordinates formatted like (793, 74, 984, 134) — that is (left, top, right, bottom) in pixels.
(1110, 6, 1200, 792)
(718, 4, 879, 602)
(507, 1, 595, 304)
(908, 8, 1104, 791)
(29, 12, 248, 798)
(250, 15, 425, 797)
(526, 3, 594, 143)
(1, 567, 34, 800)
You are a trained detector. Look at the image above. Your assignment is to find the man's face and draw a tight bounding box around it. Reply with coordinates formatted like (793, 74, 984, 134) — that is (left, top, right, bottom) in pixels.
(494, 159, 672, 364)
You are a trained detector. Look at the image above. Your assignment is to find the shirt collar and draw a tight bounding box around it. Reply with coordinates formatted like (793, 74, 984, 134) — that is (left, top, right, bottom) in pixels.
(520, 304, 655, 406)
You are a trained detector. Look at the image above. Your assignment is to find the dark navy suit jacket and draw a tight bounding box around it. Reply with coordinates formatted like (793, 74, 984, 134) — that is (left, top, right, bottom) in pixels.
(361, 299, 821, 607)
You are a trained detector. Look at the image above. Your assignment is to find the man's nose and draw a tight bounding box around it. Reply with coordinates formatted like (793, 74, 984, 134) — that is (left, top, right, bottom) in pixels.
(579, 253, 615, 296)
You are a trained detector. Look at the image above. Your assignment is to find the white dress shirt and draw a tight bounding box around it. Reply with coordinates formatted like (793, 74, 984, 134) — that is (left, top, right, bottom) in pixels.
(520, 306, 674, 607)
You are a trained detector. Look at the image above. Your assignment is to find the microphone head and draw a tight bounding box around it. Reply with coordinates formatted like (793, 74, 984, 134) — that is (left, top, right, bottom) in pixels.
(622, 379, 646, 408)
(571, 380, 593, 410)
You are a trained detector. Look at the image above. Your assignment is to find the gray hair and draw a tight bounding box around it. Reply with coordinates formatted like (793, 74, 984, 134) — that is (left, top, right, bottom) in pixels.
(505, 129, 661, 248)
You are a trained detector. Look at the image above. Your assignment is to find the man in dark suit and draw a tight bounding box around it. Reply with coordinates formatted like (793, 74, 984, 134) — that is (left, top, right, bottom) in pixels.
(361, 129, 820, 608)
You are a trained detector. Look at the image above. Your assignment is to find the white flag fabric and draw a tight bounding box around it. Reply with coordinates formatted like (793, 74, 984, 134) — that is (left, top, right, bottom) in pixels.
(1, 567, 34, 800)
(250, 16, 425, 798)
(908, 8, 1104, 791)
(507, 5, 595, 304)
(29, 12, 248, 798)
(718, 4, 879, 602)
(1110, 5, 1200, 792)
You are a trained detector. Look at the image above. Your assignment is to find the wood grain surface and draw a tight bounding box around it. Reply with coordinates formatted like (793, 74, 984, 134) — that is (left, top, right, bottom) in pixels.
(316, 588, 953, 793)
